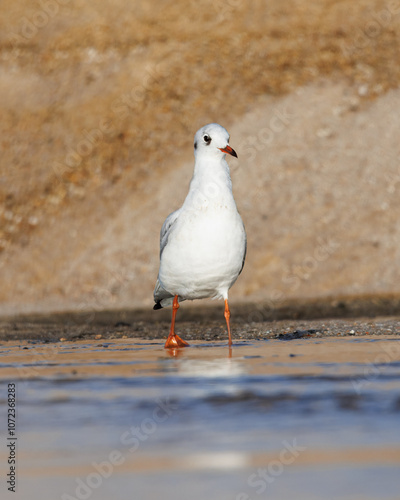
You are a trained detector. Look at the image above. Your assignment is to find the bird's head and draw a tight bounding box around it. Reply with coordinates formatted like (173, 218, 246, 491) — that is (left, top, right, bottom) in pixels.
(193, 123, 238, 160)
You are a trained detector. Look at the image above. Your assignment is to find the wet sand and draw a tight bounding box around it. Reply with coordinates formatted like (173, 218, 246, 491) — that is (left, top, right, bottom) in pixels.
(0, 334, 400, 500)
(1, 301, 399, 500)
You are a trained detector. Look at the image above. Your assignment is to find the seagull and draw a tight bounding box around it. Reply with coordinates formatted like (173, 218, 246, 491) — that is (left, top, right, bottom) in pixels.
(153, 123, 246, 348)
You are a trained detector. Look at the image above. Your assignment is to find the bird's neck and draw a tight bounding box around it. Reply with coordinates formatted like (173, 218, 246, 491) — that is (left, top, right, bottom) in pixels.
(184, 156, 235, 210)
(191, 155, 232, 191)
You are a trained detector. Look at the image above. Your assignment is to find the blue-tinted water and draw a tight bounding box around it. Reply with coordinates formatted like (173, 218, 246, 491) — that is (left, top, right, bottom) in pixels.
(1, 336, 399, 500)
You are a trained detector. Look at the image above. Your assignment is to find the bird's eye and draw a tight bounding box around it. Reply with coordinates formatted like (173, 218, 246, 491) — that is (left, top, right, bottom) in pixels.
(203, 134, 211, 145)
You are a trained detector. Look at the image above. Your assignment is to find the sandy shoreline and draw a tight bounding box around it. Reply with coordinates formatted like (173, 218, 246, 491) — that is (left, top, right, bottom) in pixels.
(1, 296, 399, 342)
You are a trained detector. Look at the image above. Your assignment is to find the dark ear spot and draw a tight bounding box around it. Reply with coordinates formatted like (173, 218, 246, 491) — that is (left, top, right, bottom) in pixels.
(194, 141, 197, 150)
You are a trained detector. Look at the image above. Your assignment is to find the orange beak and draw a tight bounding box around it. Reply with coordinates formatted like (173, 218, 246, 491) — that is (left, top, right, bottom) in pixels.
(219, 145, 238, 158)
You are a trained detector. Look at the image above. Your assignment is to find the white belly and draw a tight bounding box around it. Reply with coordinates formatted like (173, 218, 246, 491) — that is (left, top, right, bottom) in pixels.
(159, 207, 245, 300)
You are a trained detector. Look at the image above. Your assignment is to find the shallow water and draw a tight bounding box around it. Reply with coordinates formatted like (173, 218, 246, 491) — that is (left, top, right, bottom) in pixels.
(1, 336, 400, 500)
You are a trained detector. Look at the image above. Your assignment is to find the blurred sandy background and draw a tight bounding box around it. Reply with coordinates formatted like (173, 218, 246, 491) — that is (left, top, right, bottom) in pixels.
(1, 0, 400, 316)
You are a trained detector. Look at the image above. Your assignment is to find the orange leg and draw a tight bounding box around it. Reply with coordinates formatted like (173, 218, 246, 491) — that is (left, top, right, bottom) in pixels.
(224, 299, 232, 346)
(164, 295, 190, 349)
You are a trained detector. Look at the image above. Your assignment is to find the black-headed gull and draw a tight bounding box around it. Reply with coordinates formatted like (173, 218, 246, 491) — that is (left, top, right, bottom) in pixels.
(153, 123, 246, 348)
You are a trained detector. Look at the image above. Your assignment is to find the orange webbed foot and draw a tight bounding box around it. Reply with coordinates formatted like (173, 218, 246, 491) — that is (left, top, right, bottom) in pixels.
(164, 334, 190, 349)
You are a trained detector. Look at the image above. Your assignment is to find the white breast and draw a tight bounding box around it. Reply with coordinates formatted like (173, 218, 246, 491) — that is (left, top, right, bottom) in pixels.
(159, 201, 246, 300)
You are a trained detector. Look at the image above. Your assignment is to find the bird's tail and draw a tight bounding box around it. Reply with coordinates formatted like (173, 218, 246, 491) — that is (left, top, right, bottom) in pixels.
(153, 279, 175, 309)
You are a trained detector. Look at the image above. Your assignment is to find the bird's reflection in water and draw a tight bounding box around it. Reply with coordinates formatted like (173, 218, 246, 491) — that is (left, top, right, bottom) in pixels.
(165, 344, 234, 359)
(167, 350, 246, 379)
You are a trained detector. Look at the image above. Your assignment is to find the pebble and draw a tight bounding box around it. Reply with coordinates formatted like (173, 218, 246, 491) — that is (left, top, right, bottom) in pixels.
(358, 84, 369, 97)
(316, 127, 334, 138)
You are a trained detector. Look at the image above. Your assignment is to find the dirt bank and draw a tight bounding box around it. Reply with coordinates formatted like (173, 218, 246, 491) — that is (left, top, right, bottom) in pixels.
(1, 0, 400, 316)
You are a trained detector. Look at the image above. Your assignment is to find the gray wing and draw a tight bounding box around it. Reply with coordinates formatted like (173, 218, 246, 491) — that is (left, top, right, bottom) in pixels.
(153, 208, 182, 309)
(239, 231, 247, 275)
(159, 208, 181, 258)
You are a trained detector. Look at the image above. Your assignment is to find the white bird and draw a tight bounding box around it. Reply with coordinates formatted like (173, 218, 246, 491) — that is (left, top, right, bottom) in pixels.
(153, 123, 246, 348)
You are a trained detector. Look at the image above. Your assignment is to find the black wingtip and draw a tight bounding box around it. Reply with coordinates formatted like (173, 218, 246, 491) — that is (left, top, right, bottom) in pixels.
(153, 302, 163, 310)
